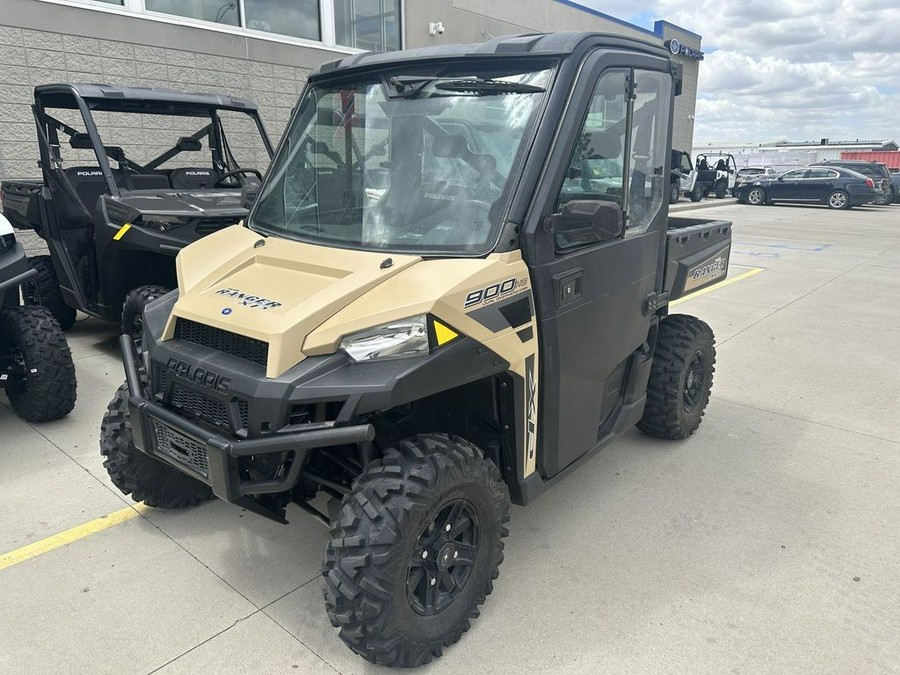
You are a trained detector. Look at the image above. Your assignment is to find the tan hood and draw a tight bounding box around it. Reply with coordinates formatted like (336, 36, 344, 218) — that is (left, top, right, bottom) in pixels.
(167, 225, 421, 377)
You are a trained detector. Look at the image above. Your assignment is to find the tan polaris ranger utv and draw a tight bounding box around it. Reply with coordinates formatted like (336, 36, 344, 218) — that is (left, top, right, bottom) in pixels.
(100, 32, 731, 667)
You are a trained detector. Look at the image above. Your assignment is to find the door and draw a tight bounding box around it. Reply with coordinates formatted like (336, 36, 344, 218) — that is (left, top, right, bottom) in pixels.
(769, 169, 807, 200)
(678, 152, 696, 191)
(524, 60, 672, 478)
(803, 168, 838, 201)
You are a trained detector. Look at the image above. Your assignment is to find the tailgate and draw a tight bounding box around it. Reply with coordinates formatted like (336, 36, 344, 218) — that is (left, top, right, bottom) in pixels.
(1, 179, 43, 231)
(665, 217, 732, 301)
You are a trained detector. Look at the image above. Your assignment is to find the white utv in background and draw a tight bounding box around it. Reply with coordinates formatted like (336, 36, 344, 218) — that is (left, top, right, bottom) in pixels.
(0, 214, 76, 422)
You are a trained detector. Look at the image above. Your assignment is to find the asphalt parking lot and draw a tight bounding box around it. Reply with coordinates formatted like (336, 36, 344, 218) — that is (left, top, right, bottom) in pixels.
(2, 201, 899, 674)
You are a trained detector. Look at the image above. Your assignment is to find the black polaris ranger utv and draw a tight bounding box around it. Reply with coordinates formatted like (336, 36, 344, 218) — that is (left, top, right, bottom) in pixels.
(100, 33, 731, 667)
(0, 214, 76, 422)
(0, 84, 274, 342)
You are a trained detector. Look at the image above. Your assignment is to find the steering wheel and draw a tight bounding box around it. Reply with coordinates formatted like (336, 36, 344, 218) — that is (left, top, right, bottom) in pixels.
(214, 168, 262, 187)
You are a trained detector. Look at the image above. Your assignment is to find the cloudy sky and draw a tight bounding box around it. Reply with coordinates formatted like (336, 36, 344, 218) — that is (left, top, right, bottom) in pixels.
(574, 0, 900, 145)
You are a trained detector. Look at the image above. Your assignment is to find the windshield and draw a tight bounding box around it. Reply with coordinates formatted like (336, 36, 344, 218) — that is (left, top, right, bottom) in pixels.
(249, 64, 553, 254)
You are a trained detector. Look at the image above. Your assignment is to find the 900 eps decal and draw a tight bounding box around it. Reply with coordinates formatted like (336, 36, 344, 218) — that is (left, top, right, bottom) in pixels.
(464, 276, 529, 309)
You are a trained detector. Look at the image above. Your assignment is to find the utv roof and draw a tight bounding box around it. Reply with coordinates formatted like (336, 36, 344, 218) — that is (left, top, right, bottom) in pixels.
(311, 31, 669, 79)
(34, 83, 259, 115)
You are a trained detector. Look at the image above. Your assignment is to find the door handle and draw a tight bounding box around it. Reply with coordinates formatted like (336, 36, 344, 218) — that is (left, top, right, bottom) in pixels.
(554, 269, 583, 308)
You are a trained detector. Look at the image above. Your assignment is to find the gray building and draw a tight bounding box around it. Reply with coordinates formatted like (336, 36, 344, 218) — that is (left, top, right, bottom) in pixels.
(0, 0, 703, 180)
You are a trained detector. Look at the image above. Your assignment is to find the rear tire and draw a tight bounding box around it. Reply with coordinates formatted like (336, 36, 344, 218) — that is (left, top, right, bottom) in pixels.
(100, 382, 212, 508)
(121, 285, 170, 351)
(0, 306, 76, 422)
(827, 190, 850, 210)
(323, 434, 510, 668)
(637, 314, 715, 440)
(22, 255, 76, 330)
(689, 185, 703, 202)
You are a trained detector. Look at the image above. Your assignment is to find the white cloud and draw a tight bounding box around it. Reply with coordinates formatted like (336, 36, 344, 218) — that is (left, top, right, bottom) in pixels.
(589, 0, 900, 143)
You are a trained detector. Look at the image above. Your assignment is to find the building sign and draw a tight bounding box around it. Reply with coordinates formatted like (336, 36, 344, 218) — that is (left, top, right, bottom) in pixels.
(666, 39, 704, 61)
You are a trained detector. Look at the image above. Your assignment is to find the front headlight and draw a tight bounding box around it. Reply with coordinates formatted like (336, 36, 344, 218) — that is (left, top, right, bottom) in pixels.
(340, 315, 429, 362)
(139, 214, 191, 231)
(0, 234, 13, 252)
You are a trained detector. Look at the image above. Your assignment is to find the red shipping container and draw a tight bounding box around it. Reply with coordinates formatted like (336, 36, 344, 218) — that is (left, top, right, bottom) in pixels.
(841, 151, 900, 169)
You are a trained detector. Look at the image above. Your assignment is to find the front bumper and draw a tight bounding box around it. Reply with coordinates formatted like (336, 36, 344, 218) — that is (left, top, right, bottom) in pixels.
(120, 336, 375, 515)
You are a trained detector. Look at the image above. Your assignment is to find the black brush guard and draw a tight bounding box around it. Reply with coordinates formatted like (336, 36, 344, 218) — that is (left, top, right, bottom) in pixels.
(120, 335, 375, 522)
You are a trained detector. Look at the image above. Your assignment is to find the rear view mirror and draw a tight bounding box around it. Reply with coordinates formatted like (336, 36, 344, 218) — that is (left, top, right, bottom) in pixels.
(241, 183, 259, 210)
(550, 199, 623, 252)
(176, 137, 202, 152)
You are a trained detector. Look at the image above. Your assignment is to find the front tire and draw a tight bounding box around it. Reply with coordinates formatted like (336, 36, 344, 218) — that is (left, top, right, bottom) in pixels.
(0, 306, 76, 422)
(669, 183, 680, 204)
(323, 434, 510, 668)
(121, 285, 170, 351)
(827, 190, 850, 210)
(747, 187, 767, 206)
(689, 185, 703, 202)
(637, 315, 716, 440)
(22, 255, 77, 330)
(100, 382, 212, 508)
(715, 180, 728, 199)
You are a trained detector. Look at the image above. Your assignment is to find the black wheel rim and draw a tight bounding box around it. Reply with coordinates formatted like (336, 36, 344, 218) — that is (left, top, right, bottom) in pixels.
(6, 345, 28, 392)
(683, 351, 705, 413)
(406, 499, 479, 616)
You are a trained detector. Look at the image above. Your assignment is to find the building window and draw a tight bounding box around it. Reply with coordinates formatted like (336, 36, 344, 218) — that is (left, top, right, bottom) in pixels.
(335, 0, 400, 51)
(243, 0, 320, 40)
(145, 0, 240, 26)
(54, 0, 402, 51)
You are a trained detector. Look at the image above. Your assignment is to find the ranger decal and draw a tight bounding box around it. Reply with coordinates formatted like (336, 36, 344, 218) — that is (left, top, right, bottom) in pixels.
(215, 287, 283, 310)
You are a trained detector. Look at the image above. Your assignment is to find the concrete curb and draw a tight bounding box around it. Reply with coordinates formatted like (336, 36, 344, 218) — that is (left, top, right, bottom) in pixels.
(670, 198, 738, 212)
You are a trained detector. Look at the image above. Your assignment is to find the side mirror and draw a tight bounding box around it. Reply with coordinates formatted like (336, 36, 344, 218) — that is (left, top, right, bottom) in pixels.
(240, 183, 259, 210)
(550, 199, 623, 252)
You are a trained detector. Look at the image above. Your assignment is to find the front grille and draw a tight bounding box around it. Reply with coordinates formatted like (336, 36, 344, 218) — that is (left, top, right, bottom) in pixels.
(171, 384, 232, 432)
(175, 318, 268, 367)
(156, 367, 249, 435)
(152, 422, 209, 478)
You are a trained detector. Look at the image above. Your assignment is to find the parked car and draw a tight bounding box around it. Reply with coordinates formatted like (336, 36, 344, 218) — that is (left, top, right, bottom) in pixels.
(890, 170, 900, 203)
(733, 166, 777, 194)
(811, 160, 893, 205)
(734, 166, 878, 209)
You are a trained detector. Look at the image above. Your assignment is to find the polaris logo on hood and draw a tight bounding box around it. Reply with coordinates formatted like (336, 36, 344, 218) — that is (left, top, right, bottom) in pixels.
(215, 287, 282, 310)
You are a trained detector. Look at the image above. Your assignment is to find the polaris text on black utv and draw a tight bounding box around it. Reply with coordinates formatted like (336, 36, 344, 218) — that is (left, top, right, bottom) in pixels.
(0, 84, 274, 342)
(100, 33, 732, 667)
(0, 214, 76, 422)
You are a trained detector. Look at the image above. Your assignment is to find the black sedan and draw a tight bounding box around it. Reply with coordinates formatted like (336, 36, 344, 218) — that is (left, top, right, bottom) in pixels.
(734, 166, 878, 209)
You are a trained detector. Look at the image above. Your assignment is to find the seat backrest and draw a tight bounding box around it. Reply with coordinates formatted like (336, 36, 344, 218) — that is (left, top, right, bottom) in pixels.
(61, 167, 111, 226)
(124, 172, 170, 191)
(169, 167, 219, 190)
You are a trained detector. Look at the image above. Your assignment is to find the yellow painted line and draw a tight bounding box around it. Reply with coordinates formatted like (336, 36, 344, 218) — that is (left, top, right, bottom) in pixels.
(0, 502, 150, 571)
(112, 223, 132, 240)
(670, 267, 764, 306)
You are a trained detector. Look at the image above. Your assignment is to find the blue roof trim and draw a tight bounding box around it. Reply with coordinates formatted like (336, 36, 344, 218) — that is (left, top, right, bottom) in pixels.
(551, 0, 702, 42)
(653, 20, 702, 41)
